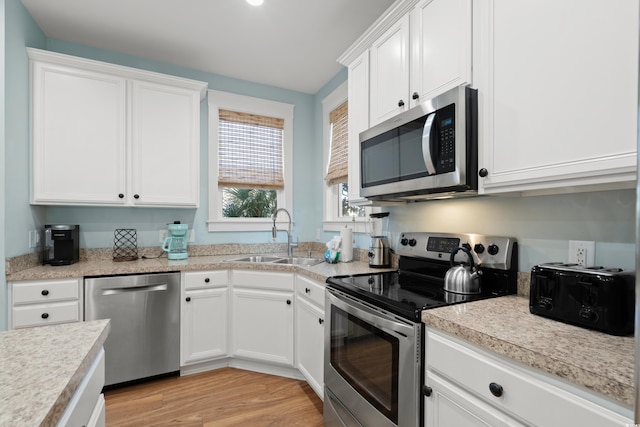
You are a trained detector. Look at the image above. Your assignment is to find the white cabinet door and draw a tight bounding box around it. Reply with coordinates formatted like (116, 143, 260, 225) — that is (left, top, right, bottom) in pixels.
(410, 0, 472, 103)
(347, 51, 371, 205)
(370, 14, 410, 126)
(232, 288, 294, 367)
(296, 296, 324, 399)
(31, 60, 127, 205)
(130, 80, 200, 207)
(182, 287, 228, 365)
(477, 0, 638, 194)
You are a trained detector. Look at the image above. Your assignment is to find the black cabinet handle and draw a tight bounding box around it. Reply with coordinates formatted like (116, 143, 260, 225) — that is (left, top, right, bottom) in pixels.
(204, 278, 210, 283)
(134, 194, 140, 199)
(41, 313, 49, 319)
(318, 318, 324, 325)
(118, 193, 124, 199)
(412, 92, 419, 100)
(398, 99, 405, 107)
(305, 288, 310, 294)
(286, 299, 291, 305)
(41, 290, 49, 296)
(479, 168, 489, 178)
(489, 382, 503, 397)
(423, 385, 433, 397)
(185, 297, 191, 302)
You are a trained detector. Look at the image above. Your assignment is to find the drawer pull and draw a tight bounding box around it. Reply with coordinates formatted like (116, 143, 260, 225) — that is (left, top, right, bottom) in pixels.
(286, 299, 291, 305)
(41, 313, 49, 319)
(41, 290, 49, 296)
(204, 278, 210, 283)
(185, 297, 191, 302)
(423, 385, 433, 397)
(489, 382, 503, 397)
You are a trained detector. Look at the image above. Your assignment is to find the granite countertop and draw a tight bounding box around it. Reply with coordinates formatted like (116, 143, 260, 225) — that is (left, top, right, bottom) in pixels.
(0, 319, 111, 426)
(5, 253, 387, 284)
(422, 296, 634, 408)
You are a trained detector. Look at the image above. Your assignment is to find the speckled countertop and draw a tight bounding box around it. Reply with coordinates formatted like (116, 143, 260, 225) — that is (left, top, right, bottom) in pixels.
(0, 319, 110, 426)
(422, 296, 634, 408)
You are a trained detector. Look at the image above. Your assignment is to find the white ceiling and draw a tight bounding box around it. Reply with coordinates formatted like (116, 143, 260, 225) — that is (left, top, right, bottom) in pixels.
(20, 0, 395, 94)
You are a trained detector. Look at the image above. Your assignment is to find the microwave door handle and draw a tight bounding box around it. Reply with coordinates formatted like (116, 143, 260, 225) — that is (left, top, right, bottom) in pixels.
(422, 113, 437, 175)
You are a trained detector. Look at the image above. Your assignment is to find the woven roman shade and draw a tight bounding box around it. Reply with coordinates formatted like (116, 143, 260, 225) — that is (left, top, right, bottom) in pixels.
(218, 109, 285, 189)
(325, 101, 349, 186)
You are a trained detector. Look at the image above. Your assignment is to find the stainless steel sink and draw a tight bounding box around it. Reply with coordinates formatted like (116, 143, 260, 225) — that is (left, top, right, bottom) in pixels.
(273, 257, 324, 266)
(224, 255, 323, 266)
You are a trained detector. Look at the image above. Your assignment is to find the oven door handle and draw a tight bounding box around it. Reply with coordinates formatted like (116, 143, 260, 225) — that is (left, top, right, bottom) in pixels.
(327, 288, 416, 338)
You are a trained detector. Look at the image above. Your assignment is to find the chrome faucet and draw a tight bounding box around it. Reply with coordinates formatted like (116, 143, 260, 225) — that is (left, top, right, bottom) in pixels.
(271, 208, 297, 257)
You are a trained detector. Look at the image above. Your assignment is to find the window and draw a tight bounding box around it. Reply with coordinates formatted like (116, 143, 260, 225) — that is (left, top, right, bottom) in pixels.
(323, 82, 367, 232)
(208, 90, 293, 231)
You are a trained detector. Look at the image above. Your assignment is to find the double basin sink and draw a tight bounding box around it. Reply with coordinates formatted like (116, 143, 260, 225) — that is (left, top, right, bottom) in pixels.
(225, 255, 324, 267)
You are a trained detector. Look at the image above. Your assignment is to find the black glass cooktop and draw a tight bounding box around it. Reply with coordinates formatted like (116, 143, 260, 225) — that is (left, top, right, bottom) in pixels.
(326, 270, 494, 322)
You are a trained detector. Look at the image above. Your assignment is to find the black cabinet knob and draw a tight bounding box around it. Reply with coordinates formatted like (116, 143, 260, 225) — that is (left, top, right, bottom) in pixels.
(204, 278, 210, 283)
(286, 299, 291, 305)
(423, 385, 433, 397)
(41, 313, 49, 319)
(41, 289, 49, 296)
(412, 92, 419, 100)
(118, 193, 124, 199)
(305, 288, 310, 294)
(319, 318, 324, 325)
(489, 382, 503, 397)
(398, 100, 405, 107)
(185, 297, 191, 302)
(133, 194, 140, 199)
(479, 168, 489, 178)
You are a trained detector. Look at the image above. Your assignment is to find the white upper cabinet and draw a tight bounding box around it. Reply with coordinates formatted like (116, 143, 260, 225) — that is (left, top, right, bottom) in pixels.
(476, 0, 638, 194)
(347, 51, 371, 205)
(410, 0, 472, 101)
(369, 15, 411, 126)
(28, 48, 207, 207)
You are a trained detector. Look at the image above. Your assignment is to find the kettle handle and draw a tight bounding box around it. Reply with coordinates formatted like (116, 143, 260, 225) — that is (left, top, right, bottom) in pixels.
(450, 247, 475, 269)
(162, 237, 171, 252)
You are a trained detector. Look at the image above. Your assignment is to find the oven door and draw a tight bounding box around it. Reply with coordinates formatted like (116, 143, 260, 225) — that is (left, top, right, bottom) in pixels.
(324, 287, 421, 427)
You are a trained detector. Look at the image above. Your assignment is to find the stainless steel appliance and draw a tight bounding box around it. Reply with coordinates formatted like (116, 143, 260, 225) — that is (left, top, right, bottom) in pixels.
(359, 85, 478, 202)
(42, 224, 80, 266)
(84, 272, 180, 386)
(530, 262, 635, 336)
(324, 232, 518, 427)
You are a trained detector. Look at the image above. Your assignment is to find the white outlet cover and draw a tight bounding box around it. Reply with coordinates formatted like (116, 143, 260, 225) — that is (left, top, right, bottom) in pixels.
(568, 240, 595, 267)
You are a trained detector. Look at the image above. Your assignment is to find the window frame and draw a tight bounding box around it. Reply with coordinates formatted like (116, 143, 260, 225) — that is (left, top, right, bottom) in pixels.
(322, 82, 369, 233)
(208, 90, 294, 231)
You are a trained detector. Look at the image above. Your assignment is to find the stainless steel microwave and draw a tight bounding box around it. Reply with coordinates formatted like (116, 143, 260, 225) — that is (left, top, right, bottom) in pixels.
(359, 85, 478, 202)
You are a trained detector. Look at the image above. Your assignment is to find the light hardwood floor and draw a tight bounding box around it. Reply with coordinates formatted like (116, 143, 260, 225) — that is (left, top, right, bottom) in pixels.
(104, 367, 324, 426)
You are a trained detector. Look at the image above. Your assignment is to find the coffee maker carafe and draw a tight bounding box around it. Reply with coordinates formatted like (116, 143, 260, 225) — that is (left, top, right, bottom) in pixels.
(162, 222, 189, 260)
(367, 212, 390, 268)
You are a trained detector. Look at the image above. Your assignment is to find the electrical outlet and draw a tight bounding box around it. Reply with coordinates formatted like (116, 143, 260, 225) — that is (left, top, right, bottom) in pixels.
(568, 240, 595, 267)
(28, 230, 40, 248)
(188, 229, 195, 243)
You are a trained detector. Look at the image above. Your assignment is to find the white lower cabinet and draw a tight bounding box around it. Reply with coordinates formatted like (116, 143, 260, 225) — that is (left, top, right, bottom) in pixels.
(231, 270, 295, 367)
(9, 278, 82, 329)
(181, 271, 228, 366)
(295, 275, 325, 399)
(424, 329, 632, 427)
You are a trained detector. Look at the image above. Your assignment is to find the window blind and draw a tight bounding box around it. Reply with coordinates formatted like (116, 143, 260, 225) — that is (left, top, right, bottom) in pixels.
(218, 109, 285, 189)
(325, 101, 349, 186)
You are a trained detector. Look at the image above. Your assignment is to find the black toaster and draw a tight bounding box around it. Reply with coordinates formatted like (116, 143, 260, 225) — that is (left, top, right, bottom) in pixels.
(530, 262, 635, 336)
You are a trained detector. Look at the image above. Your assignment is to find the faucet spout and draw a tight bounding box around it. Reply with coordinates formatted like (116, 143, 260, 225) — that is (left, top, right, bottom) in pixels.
(271, 208, 297, 257)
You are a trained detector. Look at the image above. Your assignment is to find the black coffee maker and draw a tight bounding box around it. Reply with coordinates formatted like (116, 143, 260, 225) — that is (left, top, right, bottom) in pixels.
(43, 224, 80, 266)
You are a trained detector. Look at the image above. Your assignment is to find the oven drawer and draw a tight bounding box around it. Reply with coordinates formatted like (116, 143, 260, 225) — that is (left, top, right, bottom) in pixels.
(425, 330, 631, 426)
(296, 275, 324, 308)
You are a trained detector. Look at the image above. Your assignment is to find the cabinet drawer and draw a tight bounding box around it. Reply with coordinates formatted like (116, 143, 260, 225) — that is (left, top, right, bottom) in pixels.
(296, 275, 325, 308)
(183, 270, 227, 290)
(12, 301, 80, 328)
(12, 279, 79, 305)
(231, 270, 294, 291)
(426, 331, 631, 427)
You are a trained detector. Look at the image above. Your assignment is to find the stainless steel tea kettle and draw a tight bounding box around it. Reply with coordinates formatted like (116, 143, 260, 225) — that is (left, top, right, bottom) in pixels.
(444, 247, 482, 294)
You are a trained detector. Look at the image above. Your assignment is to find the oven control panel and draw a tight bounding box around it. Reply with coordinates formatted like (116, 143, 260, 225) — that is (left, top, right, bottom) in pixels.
(396, 232, 516, 270)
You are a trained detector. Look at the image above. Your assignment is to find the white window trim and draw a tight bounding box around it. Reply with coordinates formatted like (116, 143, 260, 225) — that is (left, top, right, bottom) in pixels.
(207, 90, 294, 232)
(322, 82, 369, 233)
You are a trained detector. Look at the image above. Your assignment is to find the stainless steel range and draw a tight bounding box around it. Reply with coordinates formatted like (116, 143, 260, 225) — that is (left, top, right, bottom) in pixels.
(324, 232, 518, 427)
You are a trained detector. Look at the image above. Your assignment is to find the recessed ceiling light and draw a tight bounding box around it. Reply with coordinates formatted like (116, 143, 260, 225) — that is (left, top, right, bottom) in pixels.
(246, 0, 264, 6)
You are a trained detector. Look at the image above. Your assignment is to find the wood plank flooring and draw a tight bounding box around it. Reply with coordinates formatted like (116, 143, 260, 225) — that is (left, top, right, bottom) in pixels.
(104, 368, 324, 426)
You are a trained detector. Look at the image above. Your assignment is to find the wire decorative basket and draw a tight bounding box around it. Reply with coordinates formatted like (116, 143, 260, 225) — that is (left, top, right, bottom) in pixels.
(113, 229, 139, 262)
